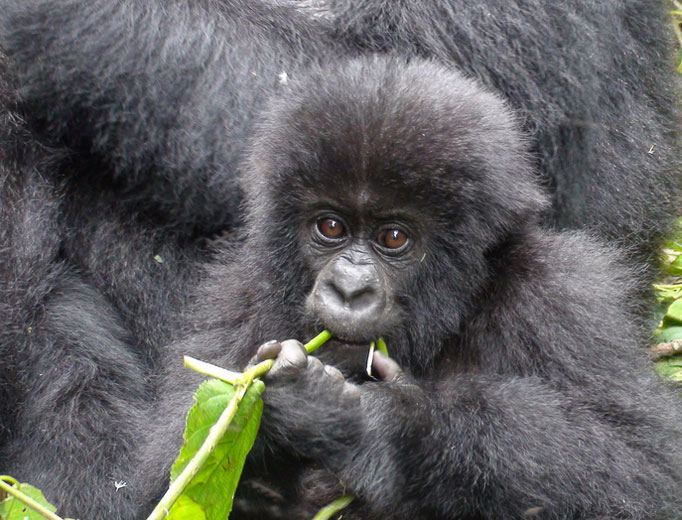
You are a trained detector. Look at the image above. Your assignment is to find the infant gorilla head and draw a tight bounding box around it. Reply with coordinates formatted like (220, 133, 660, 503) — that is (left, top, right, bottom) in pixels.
(193, 56, 682, 518)
(243, 57, 547, 373)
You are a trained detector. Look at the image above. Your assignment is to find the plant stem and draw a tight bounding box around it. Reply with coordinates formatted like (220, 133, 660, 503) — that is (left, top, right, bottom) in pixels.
(184, 356, 242, 384)
(239, 329, 332, 382)
(305, 329, 333, 354)
(240, 358, 275, 383)
(0, 478, 65, 520)
(376, 337, 389, 357)
(311, 494, 354, 520)
(187, 330, 334, 385)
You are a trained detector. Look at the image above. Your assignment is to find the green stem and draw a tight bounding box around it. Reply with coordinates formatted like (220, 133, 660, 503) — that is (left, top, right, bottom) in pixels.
(239, 358, 275, 383)
(304, 329, 333, 354)
(0, 478, 65, 520)
(311, 494, 354, 520)
(187, 330, 334, 384)
(0, 475, 19, 487)
(183, 356, 242, 384)
(144, 379, 253, 520)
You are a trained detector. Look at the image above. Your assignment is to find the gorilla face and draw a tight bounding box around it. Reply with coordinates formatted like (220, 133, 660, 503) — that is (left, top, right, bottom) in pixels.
(2, 1, 681, 518)
(244, 57, 547, 372)
(303, 208, 407, 341)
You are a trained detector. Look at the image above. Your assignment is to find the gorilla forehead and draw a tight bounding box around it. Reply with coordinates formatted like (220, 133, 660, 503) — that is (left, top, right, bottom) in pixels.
(247, 56, 547, 227)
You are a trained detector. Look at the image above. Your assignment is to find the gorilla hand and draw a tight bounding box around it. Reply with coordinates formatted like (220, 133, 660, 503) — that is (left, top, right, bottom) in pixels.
(253, 340, 407, 462)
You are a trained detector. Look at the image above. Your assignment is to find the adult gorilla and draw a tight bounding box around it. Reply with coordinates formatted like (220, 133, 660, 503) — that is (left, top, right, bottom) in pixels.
(1, 1, 678, 263)
(0, 1, 680, 518)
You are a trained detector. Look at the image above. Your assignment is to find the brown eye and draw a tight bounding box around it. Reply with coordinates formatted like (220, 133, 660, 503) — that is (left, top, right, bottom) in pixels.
(378, 228, 408, 249)
(317, 218, 346, 239)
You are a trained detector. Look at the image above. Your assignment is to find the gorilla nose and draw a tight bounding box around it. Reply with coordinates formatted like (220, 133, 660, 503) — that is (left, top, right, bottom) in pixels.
(310, 261, 387, 339)
(315, 277, 384, 339)
(319, 277, 381, 313)
(306, 251, 390, 339)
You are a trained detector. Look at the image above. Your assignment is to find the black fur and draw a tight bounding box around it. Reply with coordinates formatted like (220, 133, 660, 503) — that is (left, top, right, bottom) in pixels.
(0, 1, 333, 516)
(0, 49, 202, 516)
(1, 1, 679, 256)
(327, 0, 682, 268)
(139, 58, 682, 519)
(0, 1, 680, 519)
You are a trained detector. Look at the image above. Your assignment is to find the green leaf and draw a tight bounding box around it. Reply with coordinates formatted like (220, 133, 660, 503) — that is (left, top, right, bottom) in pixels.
(0, 483, 57, 520)
(664, 298, 682, 323)
(167, 378, 264, 520)
(654, 326, 682, 342)
(164, 496, 206, 520)
(655, 355, 682, 382)
(654, 284, 682, 302)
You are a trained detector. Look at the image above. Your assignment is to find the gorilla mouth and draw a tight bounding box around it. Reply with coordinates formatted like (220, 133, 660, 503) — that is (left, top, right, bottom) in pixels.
(314, 336, 375, 381)
(328, 336, 371, 348)
(319, 336, 372, 354)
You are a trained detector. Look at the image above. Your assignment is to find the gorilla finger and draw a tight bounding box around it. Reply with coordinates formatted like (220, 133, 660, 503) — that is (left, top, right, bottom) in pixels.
(256, 340, 282, 361)
(246, 340, 280, 368)
(270, 339, 308, 376)
(306, 356, 327, 376)
(372, 351, 402, 382)
(342, 381, 361, 400)
(323, 364, 345, 383)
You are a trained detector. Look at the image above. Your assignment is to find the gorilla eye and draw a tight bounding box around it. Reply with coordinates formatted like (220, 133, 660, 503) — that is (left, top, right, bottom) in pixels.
(378, 228, 408, 250)
(317, 218, 346, 240)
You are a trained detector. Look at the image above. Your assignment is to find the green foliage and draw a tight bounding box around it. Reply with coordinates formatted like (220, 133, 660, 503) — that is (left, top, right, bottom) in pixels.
(159, 379, 265, 520)
(167, 379, 265, 520)
(0, 483, 54, 520)
(165, 496, 206, 520)
(654, 326, 682, 343)
(2, 331, 353, 520)
(655, 356, 682, 382)
(654, 218, 682, 379)
(0, 477, 65, 520)
(148, 330, 338, 520)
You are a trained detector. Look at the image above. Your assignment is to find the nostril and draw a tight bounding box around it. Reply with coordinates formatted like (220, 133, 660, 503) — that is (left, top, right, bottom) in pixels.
(347, 285, 378, 311)
(322, 279, 379, 312)
(308, 266, 389, 340)
(318, 280, 345, 308)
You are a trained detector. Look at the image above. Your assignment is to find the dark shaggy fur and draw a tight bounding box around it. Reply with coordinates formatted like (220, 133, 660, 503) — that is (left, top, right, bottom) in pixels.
(0, 1, 334, 516)
(0, 48, 201, 516)
(326, 0, 682, 267)
(1, 1, 679, 259)
(137, 58, 682, 519)
(0, 1, 680, 519)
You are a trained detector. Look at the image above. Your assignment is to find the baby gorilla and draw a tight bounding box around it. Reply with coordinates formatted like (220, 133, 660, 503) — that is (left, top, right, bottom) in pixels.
(151, 57, 682, 519)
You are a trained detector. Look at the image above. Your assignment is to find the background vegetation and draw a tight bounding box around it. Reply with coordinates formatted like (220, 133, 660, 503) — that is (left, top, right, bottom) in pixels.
(653, 3, 682, 379)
